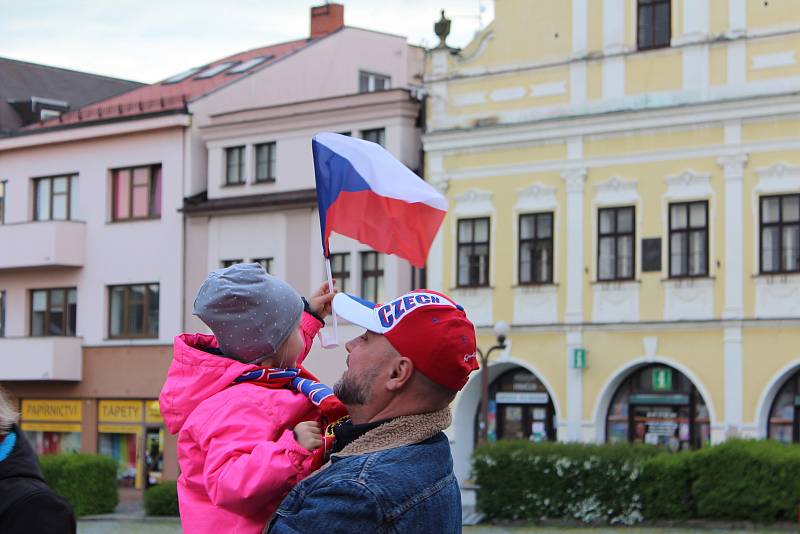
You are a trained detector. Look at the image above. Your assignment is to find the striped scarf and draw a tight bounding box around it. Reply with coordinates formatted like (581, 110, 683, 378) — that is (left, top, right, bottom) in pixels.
(233, 366, 349, 457)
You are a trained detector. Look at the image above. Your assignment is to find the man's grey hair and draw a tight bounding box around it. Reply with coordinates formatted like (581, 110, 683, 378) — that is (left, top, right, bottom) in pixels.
(0, 387, 19, 434)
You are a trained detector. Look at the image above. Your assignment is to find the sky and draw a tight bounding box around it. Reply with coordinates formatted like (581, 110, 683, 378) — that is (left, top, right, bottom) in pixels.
(0, 0, 495, 84)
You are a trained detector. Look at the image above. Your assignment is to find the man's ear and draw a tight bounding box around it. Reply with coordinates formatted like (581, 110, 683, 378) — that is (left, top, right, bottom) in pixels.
(385, 357, 414, 391)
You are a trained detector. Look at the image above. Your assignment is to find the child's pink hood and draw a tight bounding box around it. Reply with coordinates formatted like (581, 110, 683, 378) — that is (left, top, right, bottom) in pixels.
(159, 332, 258, 434)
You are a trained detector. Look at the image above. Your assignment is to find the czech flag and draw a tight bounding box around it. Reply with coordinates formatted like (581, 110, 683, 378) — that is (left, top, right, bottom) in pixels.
(312, 132, 447, 268)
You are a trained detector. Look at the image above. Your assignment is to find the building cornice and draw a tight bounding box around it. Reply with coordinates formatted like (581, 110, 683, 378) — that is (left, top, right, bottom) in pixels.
(0, 112, 191, 152)
(422, 92, 800, 153)
(182, 188, 317, 216)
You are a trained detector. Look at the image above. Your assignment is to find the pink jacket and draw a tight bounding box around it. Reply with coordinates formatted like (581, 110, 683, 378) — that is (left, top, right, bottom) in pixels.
(159, 313, 325, 534)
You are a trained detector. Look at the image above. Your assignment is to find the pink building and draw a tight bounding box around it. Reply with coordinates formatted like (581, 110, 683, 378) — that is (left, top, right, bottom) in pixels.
(0, 3, 423, 502)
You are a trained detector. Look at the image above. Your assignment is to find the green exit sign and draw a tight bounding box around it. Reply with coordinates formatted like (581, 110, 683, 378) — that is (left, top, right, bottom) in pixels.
(572, 348, 586, 369)
(652, 368, 673, 391)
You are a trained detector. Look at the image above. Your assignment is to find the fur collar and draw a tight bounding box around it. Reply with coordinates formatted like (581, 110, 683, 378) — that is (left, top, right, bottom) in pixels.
(333, 406, 452, 458)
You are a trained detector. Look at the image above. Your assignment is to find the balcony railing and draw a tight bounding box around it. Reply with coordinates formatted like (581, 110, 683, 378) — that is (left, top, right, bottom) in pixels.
(0, 336, 82, 380)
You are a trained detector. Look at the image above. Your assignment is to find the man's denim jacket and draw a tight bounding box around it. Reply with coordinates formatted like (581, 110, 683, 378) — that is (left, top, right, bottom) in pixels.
(268, 408, 461, 534)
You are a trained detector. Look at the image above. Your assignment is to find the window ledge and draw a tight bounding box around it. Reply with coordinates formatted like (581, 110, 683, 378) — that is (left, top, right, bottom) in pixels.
(222, 182, 246, 187)
(512, 283, 559, 289)
(590, 279, 640, 287)
(661, 276, 716, 283)
(752, 272, 800, 279)
(451, 286, 494, 291)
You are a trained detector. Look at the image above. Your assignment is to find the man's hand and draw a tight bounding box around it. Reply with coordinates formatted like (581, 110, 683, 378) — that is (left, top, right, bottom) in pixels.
(308, 281, 336, 319)
(293, 421, 323, 451)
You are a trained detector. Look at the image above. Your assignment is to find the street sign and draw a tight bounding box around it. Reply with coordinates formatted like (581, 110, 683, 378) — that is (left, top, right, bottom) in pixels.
(572, 348, 586, 369)
(652, 368, 673, 391)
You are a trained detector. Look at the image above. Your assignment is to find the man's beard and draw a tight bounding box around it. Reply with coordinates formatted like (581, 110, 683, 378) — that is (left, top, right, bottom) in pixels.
(334, 366, 379, 405)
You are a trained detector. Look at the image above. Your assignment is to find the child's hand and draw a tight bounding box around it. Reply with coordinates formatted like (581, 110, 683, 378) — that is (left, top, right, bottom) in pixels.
(293, 421, 323, 451)
(308, 281, 337, 319)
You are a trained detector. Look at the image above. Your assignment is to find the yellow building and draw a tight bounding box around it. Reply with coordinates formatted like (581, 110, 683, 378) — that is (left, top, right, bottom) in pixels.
(423, 0, 800, 491)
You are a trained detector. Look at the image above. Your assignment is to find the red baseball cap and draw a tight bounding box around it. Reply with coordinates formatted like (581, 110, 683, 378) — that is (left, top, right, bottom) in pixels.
(332, 289, 478, 391)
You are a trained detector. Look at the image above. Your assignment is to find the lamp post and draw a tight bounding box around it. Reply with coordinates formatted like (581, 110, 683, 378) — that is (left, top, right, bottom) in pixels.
(478, 321, 510, 443)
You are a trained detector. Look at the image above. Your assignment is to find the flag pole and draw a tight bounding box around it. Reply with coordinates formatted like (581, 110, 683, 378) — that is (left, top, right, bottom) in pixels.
(319, 256, 339, 348)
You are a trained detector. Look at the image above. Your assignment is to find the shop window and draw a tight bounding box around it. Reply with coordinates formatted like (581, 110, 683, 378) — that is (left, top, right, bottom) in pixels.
(254, 142, 276, 183)
(252, 257, 273, 274)
(109, 283, 159, 339)
(637, 0, 671, 51)
(606, 364, 710, 451)
(30, 287, 77, 336)
(760, 194, 800, 274)
(111, 165, 161, 220)
(361, 128, 385, 147)
(669, 201, 708, 277)
(20, 399, 82, 455)
(98, 399, 165, 489)
(0, 180, 7, 224)
(519, 212, 553, 284)
(33, 174, 79, 221)
(360, 251, 384, 303)
(225, 146, 245, 185)
(598, 206, 635, 281)
(359, 71, 390, 93)
(768, 370, 800, 444)
(329, 253, 350, 294)
(457, 217, 490, 287)
(477, 368, 556, 444)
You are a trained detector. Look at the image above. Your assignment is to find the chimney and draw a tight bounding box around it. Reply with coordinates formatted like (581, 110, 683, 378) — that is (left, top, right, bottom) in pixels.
(310, 3, 344, 38)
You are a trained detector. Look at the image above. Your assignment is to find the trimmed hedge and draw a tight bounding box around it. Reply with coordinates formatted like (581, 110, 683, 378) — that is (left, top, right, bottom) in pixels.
(144, 480, 179, 516)
(473, 439, 800, 524)
(472, 440, 662, 524)
(691, 439, 800, 522)
(39, 453, 118, 517)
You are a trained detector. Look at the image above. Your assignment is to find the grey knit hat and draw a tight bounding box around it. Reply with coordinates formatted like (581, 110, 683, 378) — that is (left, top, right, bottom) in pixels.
(193, 263, 303, 363)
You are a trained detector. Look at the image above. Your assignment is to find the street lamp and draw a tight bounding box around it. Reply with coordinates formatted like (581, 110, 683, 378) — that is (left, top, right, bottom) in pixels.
(478, 321, 510, 443)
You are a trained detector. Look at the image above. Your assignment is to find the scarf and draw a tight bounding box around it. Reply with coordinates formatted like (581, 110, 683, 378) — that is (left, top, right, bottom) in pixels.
(233, 367, 349, 457)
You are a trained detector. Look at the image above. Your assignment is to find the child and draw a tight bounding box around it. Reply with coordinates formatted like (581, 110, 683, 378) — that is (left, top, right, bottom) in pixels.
(159, 263, 345, 534)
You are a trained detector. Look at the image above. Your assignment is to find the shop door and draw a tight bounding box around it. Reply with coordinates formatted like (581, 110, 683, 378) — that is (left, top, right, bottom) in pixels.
(143, 427, 164, 488)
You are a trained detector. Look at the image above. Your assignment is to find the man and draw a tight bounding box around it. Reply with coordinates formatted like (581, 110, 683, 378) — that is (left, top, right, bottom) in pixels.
(0, 388, 76, 534)
(268, 289, 478, 533)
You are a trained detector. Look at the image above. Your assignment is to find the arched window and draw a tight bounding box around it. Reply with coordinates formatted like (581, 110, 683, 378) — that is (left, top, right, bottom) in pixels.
(606, 364, 710, 451)
(476, 368, 556, 444)
(768, 370, 800, 444)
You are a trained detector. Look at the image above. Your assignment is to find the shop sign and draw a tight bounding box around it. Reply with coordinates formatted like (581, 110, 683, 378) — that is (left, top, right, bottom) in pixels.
(20, 422, 82, 433)
(22, 400, 82, 422)
(496, 392, 549, 405)
(99, 400, 143, 423)
(145, 400, 163, 423)
(652, 368, 672, 391)
(630, 393, 689, 405)
(572, 348, 586, 369)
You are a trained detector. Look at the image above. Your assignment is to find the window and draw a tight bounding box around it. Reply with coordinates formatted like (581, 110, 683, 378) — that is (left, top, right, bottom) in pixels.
(163, 67, 203, 84)
(329, 253, 350, 293)
(519, 213, 554, 284)
(669, 201, 708, 277)
(112, 165, 161, 221)
(40, 109, 62, 121)
(360, 251, 384, 303)
(34, 175, 79, 221)
(637, 0, 671, 50)
(30, 288, 76, 336)
(337, 131, 351, 137)
(457, 218, 490, 287)
(761, 194, 800, 274)
(195, 62, 238, 79)
(109, 284, 159, 339)
(225, 146, 245, 185)
(359, 71, 391, 93)
(0, 180, 6, 224)
(252, 258, 273, 274)
(255, 142, 276, 183)
(361, 128, 385, 147)
(220, 259, 243, 268)
(598, 207, 635, 281)
(227, 56, 273, 74)
(0, 290, 5, 337)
